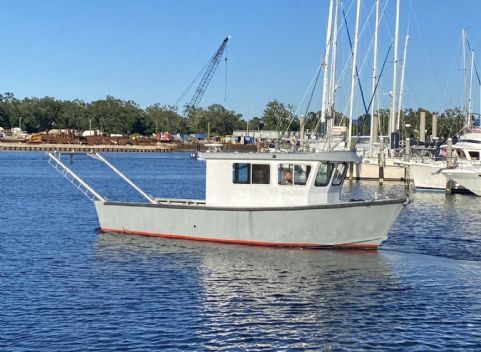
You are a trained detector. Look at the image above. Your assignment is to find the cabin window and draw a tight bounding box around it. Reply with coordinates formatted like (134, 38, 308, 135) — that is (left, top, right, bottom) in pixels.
(252, 164, 270, 184)
(278, 164, 311, 185)
(233, 163, 251, 184)
(468, 151, 480, 160)
(315, 162, 334, 187)
(455, 150, 466, 159)
(233, 163, 270, 184)
(294, 165, 311, 185)
(332, 162, 348, 186)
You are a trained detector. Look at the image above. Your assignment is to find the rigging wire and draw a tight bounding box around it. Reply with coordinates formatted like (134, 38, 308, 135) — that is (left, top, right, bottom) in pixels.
(341, 6, 369, 116)
(174, 61, 210, 107)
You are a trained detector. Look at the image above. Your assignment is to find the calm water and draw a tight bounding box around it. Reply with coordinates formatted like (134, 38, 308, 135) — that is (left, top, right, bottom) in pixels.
(2, 152, 481, 351)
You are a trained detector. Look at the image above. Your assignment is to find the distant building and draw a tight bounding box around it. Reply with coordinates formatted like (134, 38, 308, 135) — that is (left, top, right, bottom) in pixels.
(233, 130, 299, 140)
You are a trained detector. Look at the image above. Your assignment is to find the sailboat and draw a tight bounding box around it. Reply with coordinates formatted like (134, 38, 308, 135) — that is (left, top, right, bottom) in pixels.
(404, 30, 481, 193)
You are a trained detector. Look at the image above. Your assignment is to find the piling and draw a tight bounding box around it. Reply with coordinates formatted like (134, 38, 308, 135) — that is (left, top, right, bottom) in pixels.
(446, 138, 453, 193)
(378, 138, 385, 185)
(372, 115, 379, 143)
(419, 111, 426, 142)
(300, 115, 305, 151)
(432, 114, 438, 139)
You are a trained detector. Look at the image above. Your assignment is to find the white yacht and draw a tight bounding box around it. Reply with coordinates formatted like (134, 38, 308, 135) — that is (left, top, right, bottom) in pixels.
(403, 132, 481, 191)
(442, 165, 481, 196)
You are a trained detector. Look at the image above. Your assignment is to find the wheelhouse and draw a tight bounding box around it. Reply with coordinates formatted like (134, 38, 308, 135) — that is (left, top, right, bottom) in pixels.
(204, 151, 360, 207)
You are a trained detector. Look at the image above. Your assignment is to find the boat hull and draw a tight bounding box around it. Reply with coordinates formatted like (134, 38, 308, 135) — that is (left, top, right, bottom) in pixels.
(354, 159, 406, 181)
(442, 169, 481, 196)
(95, 199, 406, 249)
(408, 162, 448, 190)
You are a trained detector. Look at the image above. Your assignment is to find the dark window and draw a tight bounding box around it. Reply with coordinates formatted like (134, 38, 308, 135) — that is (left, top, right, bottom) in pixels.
(252, 164, 270, 184)
(315, 162, 334, 187)
(294, 165, 311, 185)
(332, 162, 348, 186)
(233, 163, 250, 184)
(468, 151, 480, 160)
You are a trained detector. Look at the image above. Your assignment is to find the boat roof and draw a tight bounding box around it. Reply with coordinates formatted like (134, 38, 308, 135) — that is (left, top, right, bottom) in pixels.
(202, 151, 361, 162)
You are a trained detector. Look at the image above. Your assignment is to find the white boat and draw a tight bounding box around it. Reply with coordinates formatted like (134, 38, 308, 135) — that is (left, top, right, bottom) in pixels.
(402, 132, 481, 191)
(48, 150, 407, 249)
(191, 143, 224, 160)
(442, 166, 481, 196)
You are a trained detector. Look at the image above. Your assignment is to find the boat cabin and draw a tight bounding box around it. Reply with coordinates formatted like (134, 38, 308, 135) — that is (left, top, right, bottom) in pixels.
(203, 151, 361, 207)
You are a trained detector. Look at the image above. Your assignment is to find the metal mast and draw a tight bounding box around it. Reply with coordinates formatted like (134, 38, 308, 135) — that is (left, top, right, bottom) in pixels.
(463, 29, 468, 122)
(389, 0, 401, 136)
(327, 0, 340, 149)
(369, 0, 380, 154)
(188, 36, 230, 109)
(468, 49, 475, 127)
(397, 34, 410, 131)
(347, 0, 362, 149)
(320, 0, 335, 126)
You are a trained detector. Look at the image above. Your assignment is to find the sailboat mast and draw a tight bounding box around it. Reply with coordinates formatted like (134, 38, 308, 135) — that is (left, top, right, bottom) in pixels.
(397, 34, 410, 131)
(462, 29, 468, 123)
(327, 0, 340, 149)
(347, 0, 362, 149)
(320, 0, 334, 127)
(328, 1, 340, 121)
(369, 0, 380, 154)
(389, 0, 401, 137)
(389, 0, 400, 139)
(468, 49, 475, 127)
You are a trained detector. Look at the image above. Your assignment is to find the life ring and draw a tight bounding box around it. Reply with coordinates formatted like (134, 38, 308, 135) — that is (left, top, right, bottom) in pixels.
(399, 140, 405, 147)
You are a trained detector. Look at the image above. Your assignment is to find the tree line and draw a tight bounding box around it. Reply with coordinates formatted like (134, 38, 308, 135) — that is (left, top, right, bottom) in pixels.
(0, 92, 468, 139)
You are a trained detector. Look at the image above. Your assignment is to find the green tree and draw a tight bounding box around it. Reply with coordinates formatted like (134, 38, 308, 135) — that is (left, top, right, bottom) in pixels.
(145, 104, 186, 134)
(262, 100, 297, 131)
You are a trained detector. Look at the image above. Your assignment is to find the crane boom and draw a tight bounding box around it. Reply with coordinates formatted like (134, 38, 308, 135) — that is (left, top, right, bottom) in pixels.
(188, 36, 230, 108)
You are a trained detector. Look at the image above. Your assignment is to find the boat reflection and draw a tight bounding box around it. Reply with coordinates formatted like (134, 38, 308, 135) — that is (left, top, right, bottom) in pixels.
(95, 233, 395, 347)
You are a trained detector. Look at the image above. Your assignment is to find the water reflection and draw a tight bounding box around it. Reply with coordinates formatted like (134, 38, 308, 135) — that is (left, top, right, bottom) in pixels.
(95, 233, 402, 349)
(95, 233, 481, 349)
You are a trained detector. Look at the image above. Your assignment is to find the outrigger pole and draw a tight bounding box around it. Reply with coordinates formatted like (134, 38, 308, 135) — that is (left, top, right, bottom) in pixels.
(47, 152, 157, 205)
(48, 152, 106, 202)
(87, 153, 157, 204)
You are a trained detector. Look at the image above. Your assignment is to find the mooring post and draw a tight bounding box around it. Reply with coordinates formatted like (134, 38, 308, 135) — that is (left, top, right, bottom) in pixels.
(379, 138, 384, 185)
(432, 114, 438, 139)
(446, 138, 453, 193)
(404, 137, 410, 189)
(420, 111, 426, 143)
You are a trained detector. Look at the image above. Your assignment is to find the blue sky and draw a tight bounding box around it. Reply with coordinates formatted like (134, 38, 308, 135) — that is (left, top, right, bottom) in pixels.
(1, 0, 480, 120)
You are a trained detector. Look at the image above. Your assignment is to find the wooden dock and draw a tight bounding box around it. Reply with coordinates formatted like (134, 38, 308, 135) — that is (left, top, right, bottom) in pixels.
(0, 142, 173, 153)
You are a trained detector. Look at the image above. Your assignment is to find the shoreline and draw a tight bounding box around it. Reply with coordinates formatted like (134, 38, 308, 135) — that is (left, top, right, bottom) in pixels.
(0, 142, 258, 153)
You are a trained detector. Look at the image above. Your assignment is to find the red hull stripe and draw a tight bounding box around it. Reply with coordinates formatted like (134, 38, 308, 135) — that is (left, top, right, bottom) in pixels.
(100, 227, 379, 249)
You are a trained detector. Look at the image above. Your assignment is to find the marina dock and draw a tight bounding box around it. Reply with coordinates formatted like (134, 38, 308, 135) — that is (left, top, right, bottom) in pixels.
(0, 142, 173, 153)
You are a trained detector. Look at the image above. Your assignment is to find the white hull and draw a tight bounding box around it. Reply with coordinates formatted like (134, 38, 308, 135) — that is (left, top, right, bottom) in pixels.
(355, 159, 406, 181)
(95, 199, 406, 249)
(442, 168, 481, 196)
(408, 162, 449, 190)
